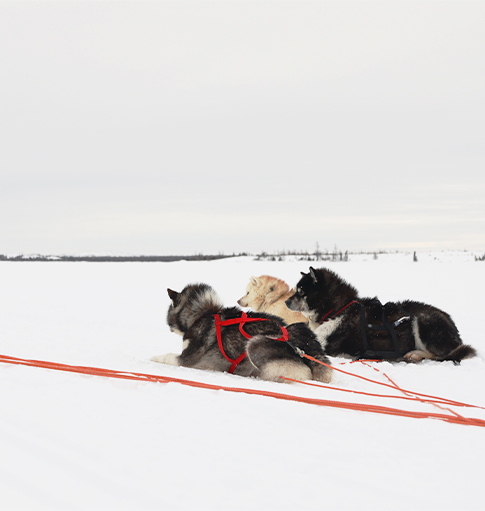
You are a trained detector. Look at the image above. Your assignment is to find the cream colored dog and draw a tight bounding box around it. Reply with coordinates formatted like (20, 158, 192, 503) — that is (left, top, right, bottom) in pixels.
(237, 275, 309, 325)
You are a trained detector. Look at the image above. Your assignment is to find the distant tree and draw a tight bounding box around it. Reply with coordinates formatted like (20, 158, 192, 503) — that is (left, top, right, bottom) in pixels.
(332, 245, 338, 261)
(315, 242, 321, 261)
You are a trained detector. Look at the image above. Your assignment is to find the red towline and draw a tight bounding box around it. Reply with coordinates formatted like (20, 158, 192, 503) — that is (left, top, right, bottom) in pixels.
(1, 353, 485, 428)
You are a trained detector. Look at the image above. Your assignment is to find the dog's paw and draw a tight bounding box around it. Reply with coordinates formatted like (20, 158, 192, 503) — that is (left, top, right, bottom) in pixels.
(150, 353, 180, 366)
(404, 350, 433, 362)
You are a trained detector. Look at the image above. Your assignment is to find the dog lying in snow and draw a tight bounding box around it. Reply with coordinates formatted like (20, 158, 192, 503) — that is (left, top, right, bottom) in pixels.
(238, 275, 308, 325)
(285, 267, 476, 363)
(151, 283, 331, 383)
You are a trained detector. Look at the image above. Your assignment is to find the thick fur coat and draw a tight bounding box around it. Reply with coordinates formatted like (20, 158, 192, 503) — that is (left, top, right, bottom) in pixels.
(285, 267, 476, 363)
(152, 283, 332, 383)
(238, 275, 308, 325)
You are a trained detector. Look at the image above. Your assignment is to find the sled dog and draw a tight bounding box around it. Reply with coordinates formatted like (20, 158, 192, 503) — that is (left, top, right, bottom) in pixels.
(237, 275, 308, 325)
(151, 283, 332, 383)
(285, 267, 476, 363)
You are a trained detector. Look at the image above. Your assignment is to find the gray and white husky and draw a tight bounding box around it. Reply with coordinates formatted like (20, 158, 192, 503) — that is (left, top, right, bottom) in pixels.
(151, 283, 332, 383)
(286, 267, 476, 363)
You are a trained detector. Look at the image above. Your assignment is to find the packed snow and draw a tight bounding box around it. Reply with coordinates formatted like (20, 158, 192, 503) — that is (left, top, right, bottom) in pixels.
(1, 252, 484, 510)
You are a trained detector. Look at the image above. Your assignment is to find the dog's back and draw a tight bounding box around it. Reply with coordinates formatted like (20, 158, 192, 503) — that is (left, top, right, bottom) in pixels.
(287, 267, 476, 363)
(238, 275, 308, 325)
(157, 282, 331, 383)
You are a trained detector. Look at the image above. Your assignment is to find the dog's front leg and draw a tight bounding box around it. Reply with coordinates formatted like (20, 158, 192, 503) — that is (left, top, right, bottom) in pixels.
(151, 331, 194, 366)
(150, 353, 180, 366)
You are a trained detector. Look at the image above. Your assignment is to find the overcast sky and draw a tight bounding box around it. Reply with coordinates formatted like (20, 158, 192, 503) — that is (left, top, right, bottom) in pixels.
(1, 1, 484, 256)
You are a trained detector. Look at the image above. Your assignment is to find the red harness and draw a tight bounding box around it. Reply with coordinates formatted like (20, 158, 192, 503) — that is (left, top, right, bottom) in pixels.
(320, 300, 360, 323)
(213, 312, 289, 374)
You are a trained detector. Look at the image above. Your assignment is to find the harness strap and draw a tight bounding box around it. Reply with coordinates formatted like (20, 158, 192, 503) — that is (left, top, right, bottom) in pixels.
(359, 302, 411, 359)
(213, 312, 289, 374)
(320, 300, 359, 323)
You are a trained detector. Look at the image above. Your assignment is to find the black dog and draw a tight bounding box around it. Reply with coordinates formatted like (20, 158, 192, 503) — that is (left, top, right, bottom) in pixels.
(286, 267, 476, 363)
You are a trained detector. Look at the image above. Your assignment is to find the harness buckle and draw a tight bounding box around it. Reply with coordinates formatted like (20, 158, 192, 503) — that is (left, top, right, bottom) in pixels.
(285, 340, 305, 357)
(393, 316, 411, 328)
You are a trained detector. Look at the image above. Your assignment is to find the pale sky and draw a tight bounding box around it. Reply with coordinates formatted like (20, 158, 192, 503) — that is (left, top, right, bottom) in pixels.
(1, 1, 484, 255)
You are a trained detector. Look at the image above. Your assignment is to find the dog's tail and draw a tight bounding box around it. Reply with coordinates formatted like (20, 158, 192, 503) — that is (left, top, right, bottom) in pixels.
(286, 323, 332, 383)
(437, 344, 477, 363)
(306, 355, 332, 383)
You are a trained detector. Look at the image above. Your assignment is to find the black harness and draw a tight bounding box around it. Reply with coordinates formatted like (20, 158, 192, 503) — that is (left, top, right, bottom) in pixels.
(357, 299, 411, 360)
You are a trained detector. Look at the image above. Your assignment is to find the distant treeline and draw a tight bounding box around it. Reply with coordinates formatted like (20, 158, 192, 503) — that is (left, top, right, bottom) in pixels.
(3, 251, 482, 263)
(255, 250, 350, 262)
(1, 250, 351, 262)
(0, 254, 238, 262)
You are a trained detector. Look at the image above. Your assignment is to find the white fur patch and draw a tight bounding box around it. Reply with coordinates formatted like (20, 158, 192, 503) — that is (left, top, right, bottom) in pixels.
(408, 317, 433, 361)
(314, 316, 344, 350)
(412, 317, 429, 353)
(200, 288, 223, 309)
(150, 353, 180, 366)
(260, 360, 312, 382)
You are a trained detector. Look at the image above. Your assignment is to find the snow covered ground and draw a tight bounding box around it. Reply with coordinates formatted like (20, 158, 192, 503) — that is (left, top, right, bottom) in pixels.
(1, 252, 484, 510)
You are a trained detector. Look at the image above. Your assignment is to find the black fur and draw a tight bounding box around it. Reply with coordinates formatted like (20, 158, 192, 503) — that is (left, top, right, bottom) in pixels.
(286, 267, 476, 363)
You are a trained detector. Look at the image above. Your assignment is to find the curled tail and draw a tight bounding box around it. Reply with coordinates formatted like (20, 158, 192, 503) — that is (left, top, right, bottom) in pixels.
(437, 344, 477, 363)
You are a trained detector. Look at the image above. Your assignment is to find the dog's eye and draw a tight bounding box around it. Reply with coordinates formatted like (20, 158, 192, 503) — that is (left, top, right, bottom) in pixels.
(269, 287, 274, 292)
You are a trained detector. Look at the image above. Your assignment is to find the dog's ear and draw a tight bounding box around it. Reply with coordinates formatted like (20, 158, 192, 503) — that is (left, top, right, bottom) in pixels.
(250, 276, 259, 286)
(300, 271, 307, 277)
(309, 267, 318, 284)
(167, 288, 179, 304)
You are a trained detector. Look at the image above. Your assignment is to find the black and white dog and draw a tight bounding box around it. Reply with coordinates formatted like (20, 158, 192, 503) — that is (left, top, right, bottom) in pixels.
(286, 267, 476, 363)
(151, 283, 332, 383)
